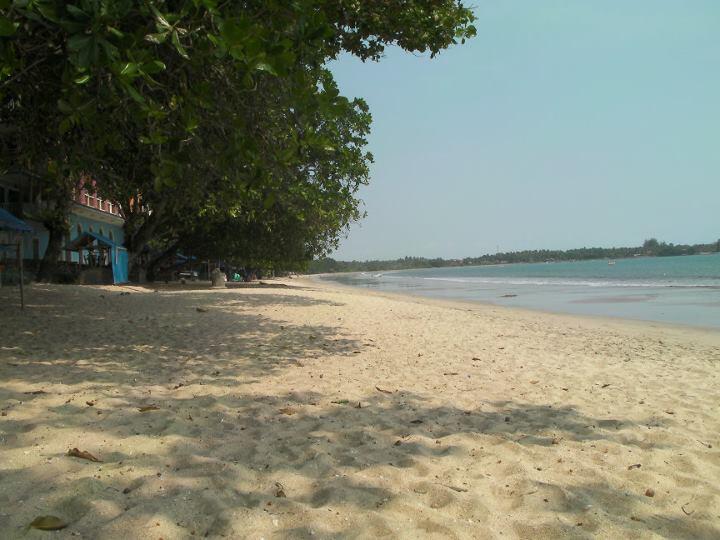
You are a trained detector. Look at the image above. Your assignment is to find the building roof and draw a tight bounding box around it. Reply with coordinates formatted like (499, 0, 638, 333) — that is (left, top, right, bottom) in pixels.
(0, 208, 33, 233)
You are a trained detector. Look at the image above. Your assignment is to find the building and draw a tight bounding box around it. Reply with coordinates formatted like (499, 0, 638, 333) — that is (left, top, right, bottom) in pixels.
(0, 173, 124, 267)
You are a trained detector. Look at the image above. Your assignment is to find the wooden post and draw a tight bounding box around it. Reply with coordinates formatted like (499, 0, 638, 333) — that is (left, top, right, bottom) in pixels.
(17, 236, 24, 309)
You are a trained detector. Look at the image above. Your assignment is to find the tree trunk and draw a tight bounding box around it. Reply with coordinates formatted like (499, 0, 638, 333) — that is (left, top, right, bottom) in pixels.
(35, 171, 73, 282)
(123, 201, 167, 282)
(146, 242, 179, 282)
(35, 224, 65, 281)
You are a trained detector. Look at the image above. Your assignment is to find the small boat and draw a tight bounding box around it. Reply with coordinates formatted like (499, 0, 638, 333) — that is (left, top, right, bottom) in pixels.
(608, 260, 616, 265)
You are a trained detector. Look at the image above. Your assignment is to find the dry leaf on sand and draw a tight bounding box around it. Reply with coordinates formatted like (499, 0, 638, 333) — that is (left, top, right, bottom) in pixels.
(67, 448, 102, 462)
(138, 405, 160, 412)
(29, 516, 68, 530)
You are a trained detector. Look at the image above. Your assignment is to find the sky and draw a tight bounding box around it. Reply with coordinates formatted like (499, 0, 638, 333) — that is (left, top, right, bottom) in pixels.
(328, 0, 720, 261)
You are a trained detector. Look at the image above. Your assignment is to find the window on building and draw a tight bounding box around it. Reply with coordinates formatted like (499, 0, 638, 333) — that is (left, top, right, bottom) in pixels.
(77, 224, 82, 238)
(99, 228, 104, 238)
(32, 238, 39, 260)
(108, 230, 114, 242)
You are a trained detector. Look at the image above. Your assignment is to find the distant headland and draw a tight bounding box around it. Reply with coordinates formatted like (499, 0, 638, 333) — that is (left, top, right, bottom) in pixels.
(309, 238, 720, 274)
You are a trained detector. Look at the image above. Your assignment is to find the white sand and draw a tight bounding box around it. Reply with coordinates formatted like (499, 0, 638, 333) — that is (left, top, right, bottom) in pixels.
(0, 279, 719, 539)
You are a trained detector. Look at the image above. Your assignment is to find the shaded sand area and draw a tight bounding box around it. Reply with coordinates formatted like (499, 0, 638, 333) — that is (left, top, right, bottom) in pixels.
(1, 279, 719, 539)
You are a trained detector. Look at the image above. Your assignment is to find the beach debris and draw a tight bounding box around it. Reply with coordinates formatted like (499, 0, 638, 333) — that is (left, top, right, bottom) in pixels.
(551, 436, 563, 445)
(375, 386, 393, 394)
(122, 487, 132, 494)
(410, 419, 423, 424)
(500, 294, 517, 298)
(331, 399, 349, 405)
(529, 380, 539, 384)
(354, 402, 362, 409)
(67, 448, 102, 462)
(394, 440, 402, 446)
(644, 488, 655, 497)
(472, 357, 481, 361)
(119, 291, 131, 296)
(172, 383, 185, 390)
(86, 400, 95, 406)
(697, 440, 712, 449)
(29, 516, 68, 531)
(628, 464, 642, 470)
(438, 483, 469, 493)
(681, 503, 695, 516)
(601, 383, 611, 388)
(138, 405, 160, 412)
(274, 482, 287, 498)
(444, 372, 459, 376)
(24, 390, 47, 395)
(196, 307, 208, 313)
(278, 407, 297, 415)
(630, 516, 646, 523)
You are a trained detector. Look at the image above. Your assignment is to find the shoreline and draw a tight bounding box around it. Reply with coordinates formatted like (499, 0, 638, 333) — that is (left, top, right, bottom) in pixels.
(301, 274, 720, 339)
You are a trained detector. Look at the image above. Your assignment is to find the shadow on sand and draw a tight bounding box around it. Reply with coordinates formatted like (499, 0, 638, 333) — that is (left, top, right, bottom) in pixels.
(0, 285, 715, 539)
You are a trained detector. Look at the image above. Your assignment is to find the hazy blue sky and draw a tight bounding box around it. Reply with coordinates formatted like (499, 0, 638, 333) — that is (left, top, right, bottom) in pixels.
(329, 0, 720, 260)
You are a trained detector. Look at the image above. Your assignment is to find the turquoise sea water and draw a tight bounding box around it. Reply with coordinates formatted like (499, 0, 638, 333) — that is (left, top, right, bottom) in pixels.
(319, 254, 720, 329)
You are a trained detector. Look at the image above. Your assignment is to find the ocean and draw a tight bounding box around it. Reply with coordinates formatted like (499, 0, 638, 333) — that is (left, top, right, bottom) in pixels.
(318, 253, 720, 329)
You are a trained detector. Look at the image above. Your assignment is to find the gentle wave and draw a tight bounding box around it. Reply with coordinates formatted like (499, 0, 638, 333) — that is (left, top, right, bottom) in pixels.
(420, 277, 720, 289)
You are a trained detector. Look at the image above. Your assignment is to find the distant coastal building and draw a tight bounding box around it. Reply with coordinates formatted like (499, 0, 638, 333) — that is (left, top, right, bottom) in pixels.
(0, 173, 124, 267)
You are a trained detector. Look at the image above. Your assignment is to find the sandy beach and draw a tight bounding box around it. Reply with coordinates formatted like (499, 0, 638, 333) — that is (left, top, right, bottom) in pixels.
(1, 278, 719, 539)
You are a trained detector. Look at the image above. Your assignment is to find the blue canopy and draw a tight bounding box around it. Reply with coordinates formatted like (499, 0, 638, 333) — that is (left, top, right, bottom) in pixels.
(64, 231, 118, 250)
(0, 208, 32, 233)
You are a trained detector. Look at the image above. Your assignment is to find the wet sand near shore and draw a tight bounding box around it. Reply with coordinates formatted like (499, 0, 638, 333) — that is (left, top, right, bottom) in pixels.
(1, 280, 719, 539)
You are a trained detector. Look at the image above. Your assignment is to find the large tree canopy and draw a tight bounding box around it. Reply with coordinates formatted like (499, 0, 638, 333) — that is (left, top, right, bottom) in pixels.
(0, 0, 475, 279)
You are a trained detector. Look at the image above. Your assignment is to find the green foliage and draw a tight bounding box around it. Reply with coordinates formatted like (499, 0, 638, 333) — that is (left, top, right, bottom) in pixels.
(1, 1, 475, 275)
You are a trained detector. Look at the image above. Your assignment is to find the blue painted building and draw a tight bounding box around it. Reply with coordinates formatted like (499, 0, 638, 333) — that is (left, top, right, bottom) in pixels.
(0, 173, 125, 276)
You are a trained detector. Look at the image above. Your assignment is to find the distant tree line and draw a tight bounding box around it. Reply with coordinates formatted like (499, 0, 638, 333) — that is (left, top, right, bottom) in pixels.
(308, 238, 720, 274)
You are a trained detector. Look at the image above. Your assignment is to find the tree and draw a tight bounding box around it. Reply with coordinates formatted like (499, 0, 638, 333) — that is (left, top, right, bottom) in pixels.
(1, 1, 475, 279)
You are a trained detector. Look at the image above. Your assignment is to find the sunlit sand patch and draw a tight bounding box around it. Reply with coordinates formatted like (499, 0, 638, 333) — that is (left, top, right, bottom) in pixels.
(0, 281, 718, 538)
